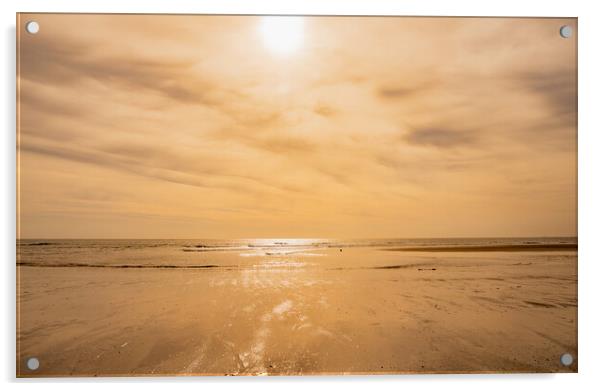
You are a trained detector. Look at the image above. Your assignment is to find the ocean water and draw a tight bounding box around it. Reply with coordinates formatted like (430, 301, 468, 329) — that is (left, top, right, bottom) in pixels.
(17, 237, 577, 268)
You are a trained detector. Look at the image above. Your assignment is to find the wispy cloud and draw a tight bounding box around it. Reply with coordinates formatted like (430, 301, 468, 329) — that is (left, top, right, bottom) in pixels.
(404, 127, 478, 148)
(17, 14, 577, 238)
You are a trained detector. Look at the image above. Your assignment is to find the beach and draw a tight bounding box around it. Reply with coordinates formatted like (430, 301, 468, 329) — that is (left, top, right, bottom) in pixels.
(17, 240, 577, 376)
(15, 12, 578, 379)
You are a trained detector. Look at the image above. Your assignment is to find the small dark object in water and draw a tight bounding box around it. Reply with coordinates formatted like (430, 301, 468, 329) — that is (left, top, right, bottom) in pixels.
(417, 268, 437, 271)
(25, 242, 54, 246)
(340, 248, 343, 252)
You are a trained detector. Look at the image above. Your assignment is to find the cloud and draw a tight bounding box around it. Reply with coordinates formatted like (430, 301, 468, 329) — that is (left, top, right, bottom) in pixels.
(314, 104, 337, 117)
(20, 34, 217, 106)
(17, 14, 577, 238)
(404, 127, 477, 148)
(518, 70, 577, 125)
(377, 80, 438, 100)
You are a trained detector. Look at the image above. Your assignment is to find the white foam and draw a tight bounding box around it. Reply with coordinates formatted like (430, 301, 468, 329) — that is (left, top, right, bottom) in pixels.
(272, 300, 293, 315)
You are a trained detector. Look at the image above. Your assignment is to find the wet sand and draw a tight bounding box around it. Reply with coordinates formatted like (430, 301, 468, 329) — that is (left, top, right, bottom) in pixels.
(17, 247, 577, 376)
(386, 244, 578, 252)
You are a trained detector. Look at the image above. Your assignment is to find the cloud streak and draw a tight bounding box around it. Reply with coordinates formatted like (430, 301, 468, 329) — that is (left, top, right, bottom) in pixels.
(17, 14, 577, 238)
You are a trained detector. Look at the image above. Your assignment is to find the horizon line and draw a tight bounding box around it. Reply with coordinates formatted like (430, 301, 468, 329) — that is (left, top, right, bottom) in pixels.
(16, 235, 578, 240)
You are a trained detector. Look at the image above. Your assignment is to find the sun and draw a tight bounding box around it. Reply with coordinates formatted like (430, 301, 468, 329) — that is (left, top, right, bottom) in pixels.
(259, 16, 305, 56)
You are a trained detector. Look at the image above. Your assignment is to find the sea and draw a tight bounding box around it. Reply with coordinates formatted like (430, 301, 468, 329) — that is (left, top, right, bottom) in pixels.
(17, 237, 577, 268)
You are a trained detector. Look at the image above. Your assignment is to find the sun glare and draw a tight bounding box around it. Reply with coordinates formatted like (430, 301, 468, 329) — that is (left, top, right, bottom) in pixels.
(259, 16, 305, 55)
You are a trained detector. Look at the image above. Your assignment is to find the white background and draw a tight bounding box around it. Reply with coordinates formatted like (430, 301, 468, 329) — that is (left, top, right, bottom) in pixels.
(1, 0, 601, 390)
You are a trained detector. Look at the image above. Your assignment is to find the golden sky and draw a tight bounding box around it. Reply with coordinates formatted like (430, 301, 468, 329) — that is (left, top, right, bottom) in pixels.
(17, 14, 577, 239)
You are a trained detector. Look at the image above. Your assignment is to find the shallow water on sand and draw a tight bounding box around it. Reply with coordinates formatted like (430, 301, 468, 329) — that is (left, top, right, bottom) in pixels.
(17, 239, 577, 376)
(17, 237, 576, 267)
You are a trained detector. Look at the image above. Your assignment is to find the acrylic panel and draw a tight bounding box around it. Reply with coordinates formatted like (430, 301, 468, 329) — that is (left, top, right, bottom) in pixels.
(16, 14, 577, 376)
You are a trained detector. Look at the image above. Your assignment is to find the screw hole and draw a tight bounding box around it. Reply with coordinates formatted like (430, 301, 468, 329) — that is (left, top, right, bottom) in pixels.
(25, 21, 39, 34)
(26, 357, 40, 371)
(560, 353, 573, 366)
(559, 25, 572, 38)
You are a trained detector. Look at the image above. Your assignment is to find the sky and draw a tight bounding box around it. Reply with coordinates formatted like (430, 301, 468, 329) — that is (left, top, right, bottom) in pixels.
(17, 14, 577, 239)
